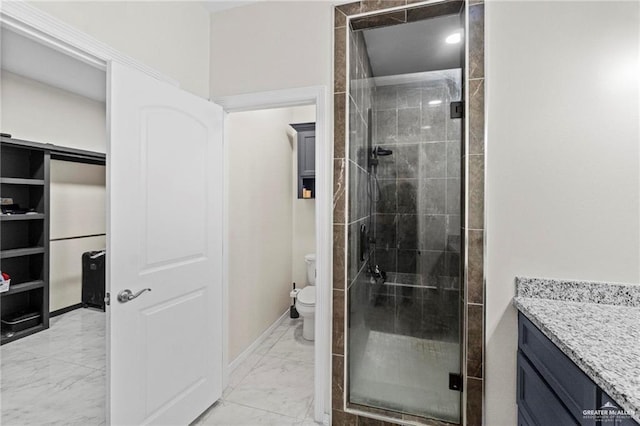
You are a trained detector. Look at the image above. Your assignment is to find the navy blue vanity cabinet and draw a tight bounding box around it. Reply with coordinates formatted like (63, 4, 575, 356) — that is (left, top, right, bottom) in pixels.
(517, 350, 580, 425)
(517, 313, 638, 426)
(599, 393, 639, 426)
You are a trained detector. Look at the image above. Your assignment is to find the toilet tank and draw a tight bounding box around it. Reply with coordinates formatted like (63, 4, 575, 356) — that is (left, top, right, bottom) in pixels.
(305, 254, 316, 286)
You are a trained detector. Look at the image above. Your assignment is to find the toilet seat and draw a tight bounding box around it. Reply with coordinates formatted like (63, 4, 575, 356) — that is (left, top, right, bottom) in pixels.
(297, 286, 315, 306)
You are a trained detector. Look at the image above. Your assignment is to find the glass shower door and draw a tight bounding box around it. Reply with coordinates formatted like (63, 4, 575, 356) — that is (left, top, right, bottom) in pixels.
(345, 10, 464, 423)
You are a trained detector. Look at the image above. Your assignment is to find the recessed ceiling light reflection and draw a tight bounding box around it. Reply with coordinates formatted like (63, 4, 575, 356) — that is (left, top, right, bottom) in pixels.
(428, 100, 442, 106)
(446, 32, 462, 44)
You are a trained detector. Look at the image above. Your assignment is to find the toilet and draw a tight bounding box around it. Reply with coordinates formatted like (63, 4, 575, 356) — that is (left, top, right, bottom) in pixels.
(296, 254, 316, 341)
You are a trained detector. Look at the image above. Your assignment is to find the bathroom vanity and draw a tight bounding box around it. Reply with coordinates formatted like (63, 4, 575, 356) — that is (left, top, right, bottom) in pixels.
(514, 277, 640, 426)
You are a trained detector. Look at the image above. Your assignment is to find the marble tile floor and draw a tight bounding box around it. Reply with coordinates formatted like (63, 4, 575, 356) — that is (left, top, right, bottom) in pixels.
(1, 310, 317, 425)
(194, 316, 318, 426)
(1, 308, 106, 426)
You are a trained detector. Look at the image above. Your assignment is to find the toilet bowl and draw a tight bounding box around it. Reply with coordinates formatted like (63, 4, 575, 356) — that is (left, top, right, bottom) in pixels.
(296, 254, 316, 340)
(296, 286, 315, 340)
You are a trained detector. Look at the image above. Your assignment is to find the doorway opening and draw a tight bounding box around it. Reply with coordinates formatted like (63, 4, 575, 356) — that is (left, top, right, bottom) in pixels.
(1, 24, 108, 425)
(207, 85, 332, 424)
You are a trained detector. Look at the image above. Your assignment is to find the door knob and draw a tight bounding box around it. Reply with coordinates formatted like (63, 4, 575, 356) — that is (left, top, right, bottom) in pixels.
(117, 288, 151, 303)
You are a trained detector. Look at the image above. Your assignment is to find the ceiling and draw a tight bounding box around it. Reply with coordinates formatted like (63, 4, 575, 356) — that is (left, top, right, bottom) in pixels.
(202, 1, 352, 14)
(201, 1, 260, 13)
(1, 4, 461, 101)
(362, 14, 463, 77)
(1, 27, 106, 102)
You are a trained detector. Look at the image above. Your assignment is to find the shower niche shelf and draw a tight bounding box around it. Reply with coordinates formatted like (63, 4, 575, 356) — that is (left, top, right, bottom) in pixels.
(290, 122, 316, 199)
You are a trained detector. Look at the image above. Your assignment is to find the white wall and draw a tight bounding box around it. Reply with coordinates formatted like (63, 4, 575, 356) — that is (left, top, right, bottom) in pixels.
(209, 1, 333, 97)
(1, 71, 106, 151)
(485, 2, 640, 425)
(50, 161, 106, 240)
(228, 105, 316, 361)
(30, 0, 211, 98)
(49, 161, 106, 311)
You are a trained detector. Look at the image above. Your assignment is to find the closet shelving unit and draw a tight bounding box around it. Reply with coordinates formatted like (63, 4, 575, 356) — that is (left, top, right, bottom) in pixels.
(0, 138, 49, 343)
(0, 136, 105, 344)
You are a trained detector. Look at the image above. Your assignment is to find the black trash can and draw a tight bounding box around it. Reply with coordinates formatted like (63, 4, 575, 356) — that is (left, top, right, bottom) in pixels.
(82, 250, 106, 311)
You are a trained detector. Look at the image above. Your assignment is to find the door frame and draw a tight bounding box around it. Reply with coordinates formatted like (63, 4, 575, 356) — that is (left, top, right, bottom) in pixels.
(214, 87, 332, 425)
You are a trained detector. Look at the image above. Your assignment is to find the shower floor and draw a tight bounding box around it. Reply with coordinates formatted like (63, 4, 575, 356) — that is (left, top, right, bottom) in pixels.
(349, 330, 460, 423)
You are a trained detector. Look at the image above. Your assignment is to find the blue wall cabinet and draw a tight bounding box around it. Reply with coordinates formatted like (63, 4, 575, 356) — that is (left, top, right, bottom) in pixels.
(290, 123, 315, 199)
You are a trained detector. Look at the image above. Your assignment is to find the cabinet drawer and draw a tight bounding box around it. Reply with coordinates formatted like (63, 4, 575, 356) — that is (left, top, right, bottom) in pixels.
(519, 313, 597, 423)
(518, 351, 579, 425)
(518, 408, 535, 426)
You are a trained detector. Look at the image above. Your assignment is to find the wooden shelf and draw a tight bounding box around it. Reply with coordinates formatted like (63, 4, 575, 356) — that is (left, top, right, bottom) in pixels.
(0, 214, 45, 221)
(0, 247, 45, 259)
(1, 280, 45, 296)
(1, 324, 45, 344)
(0, 177, 45, 185)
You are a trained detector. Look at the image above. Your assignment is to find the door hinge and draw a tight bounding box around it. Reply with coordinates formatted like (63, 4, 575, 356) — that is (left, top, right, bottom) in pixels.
(449, 373, 463, 391)
(450, 101, 463, 119)
(104, 292, 110, 306)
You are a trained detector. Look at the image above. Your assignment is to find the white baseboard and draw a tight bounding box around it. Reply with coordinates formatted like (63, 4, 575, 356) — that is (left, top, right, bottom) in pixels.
(228, 308, 290, 373)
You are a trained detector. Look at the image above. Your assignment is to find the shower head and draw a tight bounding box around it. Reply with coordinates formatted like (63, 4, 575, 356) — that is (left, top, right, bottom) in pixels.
(374, 146, 393, 157)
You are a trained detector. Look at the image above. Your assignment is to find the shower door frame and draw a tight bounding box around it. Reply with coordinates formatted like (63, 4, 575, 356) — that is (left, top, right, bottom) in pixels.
(333, 0, 487, 425)
(345, 5, 465, 423)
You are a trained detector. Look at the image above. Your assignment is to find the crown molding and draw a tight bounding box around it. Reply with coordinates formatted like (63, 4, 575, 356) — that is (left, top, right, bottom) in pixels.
(0, 1, 179, 87)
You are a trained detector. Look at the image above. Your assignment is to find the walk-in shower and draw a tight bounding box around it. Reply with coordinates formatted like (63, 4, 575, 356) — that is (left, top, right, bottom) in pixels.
(346, 6, 464, 424)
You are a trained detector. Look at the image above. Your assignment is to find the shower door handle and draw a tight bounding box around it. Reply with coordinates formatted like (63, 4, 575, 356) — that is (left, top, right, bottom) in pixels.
(360, 224, 369, 261)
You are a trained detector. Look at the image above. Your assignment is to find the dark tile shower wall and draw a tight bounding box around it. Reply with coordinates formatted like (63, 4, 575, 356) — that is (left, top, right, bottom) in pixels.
(347, 76, 463, 351)
(361, 282, 460, 343)
(372, 77, 462, 292)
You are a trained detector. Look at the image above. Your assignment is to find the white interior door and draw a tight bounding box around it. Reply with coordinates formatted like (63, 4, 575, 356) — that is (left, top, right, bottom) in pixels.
(107, 61, 223, 425)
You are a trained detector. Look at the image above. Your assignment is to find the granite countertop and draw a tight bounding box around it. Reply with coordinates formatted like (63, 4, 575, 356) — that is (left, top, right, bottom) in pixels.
(513, 277, 640, 423)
